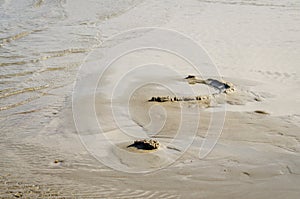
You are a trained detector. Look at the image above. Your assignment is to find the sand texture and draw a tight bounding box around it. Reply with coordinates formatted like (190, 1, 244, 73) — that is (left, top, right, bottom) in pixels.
(1, 0, 300, 198)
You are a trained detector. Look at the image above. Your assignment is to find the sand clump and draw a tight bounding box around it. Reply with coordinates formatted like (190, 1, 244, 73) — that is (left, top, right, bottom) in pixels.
(184, 75, 235, 93)
(127, 139, 160, 150)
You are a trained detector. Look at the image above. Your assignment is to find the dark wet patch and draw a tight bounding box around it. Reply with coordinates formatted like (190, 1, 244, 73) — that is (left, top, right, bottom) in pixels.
(242, 171, 250, 176)
(254, 110, 269, 115)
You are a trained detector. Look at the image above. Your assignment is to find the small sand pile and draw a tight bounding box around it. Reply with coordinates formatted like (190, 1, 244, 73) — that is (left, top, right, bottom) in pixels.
(127, 139, 160, 150)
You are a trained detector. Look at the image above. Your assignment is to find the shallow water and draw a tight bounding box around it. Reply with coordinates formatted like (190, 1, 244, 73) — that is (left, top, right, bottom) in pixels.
(0, 0, 142, 132)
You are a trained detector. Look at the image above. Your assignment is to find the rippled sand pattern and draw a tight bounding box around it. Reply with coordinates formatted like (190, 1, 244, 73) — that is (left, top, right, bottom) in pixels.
(1, 0, 300, 198)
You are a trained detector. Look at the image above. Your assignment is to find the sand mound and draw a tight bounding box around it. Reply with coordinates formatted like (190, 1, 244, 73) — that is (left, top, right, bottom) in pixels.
(127, 139, 160, 150)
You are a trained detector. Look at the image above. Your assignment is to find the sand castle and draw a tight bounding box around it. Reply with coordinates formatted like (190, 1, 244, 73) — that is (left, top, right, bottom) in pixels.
(148, 75, 235, 103)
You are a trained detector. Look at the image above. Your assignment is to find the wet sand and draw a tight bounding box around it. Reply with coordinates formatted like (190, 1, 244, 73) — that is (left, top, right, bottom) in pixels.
(1, 0, 300, 198)
(2, 74, 299, 198)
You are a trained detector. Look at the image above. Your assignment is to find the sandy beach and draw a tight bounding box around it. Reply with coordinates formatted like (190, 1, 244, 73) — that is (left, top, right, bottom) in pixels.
(1, 0, 300, 198)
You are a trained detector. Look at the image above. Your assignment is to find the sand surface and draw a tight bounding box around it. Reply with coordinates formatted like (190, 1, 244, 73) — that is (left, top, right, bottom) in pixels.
(1, 0, 300, 198)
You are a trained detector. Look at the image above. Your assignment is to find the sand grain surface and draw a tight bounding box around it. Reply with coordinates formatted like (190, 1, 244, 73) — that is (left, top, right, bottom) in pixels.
(1, 0, 300, 198)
